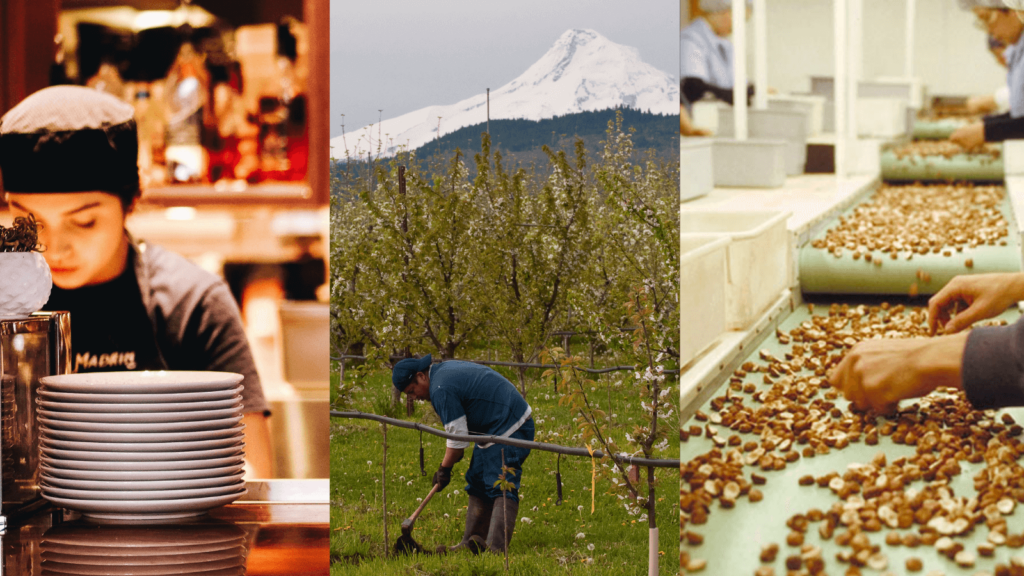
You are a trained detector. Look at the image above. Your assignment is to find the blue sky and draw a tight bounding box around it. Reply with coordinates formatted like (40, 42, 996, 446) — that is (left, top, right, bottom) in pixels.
(330, 0, 678, 137)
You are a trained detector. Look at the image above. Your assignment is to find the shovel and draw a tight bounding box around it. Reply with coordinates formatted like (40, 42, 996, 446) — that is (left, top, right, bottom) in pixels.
(392, 483, 441, 555)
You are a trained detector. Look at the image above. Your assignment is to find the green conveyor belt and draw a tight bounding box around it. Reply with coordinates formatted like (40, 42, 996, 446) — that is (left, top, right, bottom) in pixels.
(912, 118, 969, 140)
(681, 303, 1024, 576)
(799, 187, 1021, 295)
(880, 149, 1004, 182)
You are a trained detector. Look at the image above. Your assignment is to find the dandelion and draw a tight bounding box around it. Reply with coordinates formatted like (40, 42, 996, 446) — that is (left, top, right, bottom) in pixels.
(366, 461, 372, 466)
(522, 517, 533, 524)
(532, 506, 539, 511)
(406, 481, 413, 486)
(576, 533, 586, 539)
(587, 543, 595, 551)
(444, 513, 450, 519)
(453, 490, 460, 495)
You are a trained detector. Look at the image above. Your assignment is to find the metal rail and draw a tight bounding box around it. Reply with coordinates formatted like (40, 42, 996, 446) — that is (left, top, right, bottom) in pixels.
(330, 356, 679, 375)
(331, 410, 679, 468)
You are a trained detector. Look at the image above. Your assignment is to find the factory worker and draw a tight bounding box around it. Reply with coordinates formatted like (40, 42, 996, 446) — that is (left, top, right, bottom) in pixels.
(951, 0, 1024, 147)
(965, 36, 1011, 114)
(680, 0, 753, 136)
(393, 355, 533, 555)
(0, 86, 273, 478)
(829, 272, 1024, 414)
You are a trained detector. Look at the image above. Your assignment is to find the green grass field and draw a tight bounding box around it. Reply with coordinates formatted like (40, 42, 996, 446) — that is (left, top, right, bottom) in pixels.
(330, 368, 677, 575)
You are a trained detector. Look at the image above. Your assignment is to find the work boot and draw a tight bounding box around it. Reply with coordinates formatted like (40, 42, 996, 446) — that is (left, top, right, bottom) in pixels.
(483, 495, 519, 554)
(447, 495, 492, 553)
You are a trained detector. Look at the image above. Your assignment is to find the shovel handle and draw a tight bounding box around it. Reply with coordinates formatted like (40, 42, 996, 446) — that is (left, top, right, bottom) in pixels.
(406, 483, 441, 525)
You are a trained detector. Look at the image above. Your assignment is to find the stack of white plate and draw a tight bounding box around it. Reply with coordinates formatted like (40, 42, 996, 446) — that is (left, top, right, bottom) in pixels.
(38, 371, 248, 521)
(41, 519, 249, 576)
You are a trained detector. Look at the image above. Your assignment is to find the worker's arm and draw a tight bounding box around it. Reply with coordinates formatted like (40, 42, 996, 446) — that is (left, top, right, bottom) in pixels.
(432, 447, 465, 490)
(961, 316, 1024, 409)
(682, 77, 755, 107)
(680, 105, 711, 137)
(242, 412, 274, 478)
(441, 447, 464, 468)
(827, 333, 967, 414)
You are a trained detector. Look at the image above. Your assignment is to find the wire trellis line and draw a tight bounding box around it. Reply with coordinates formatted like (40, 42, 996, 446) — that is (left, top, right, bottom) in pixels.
(329, 355, 679, 375)
(331, 410, 679, 468)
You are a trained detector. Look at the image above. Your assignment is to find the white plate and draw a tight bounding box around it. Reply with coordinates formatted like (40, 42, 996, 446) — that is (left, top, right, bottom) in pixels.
(42, 445, 243, 462)
(42, 480, 244, 501)
(39, 371, 243, 394)
(40, 557, 243, 575)
(41, 471, 245, 492)
(40, 463, 245, 482)
(40, 455, 244, 472)
(40, 434, 245, 453)
(39, 424, 245, 444)
(38, 398, 241, 413)
(38, 407, 242, 423)
(41, 547, 243, 566)
(41, 520, 247, 548)
(40, 487, 246, 520)
(42, 542, 245, 558)
(38, 385, 244, 404)
(38, 415, 243, 433)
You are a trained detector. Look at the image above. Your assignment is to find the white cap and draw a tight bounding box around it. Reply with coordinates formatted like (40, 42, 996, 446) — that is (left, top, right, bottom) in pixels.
(958, 0, 1008, 8)
(700, 0, 753, 14)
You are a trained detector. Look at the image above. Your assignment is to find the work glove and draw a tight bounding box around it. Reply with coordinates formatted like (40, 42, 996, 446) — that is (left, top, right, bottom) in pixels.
(432, 465, 452, 490)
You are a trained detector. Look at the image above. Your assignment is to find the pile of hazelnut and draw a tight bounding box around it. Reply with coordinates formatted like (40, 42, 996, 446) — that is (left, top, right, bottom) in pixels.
(891, 141, 1002, 161)
(810, 183, 1008, 266)
(681, 303, 1016, 575)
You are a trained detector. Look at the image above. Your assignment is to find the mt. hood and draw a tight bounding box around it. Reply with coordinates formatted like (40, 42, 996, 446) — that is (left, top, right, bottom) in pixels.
(332, 29, 678, 159)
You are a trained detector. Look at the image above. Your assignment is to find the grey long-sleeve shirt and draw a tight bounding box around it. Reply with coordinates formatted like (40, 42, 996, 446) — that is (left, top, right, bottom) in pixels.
(962, 316, 1024, 409)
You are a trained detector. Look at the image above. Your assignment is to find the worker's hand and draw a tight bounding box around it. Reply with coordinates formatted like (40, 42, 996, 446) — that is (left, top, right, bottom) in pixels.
(827, 334, 968, 414)
(681, 126, 712, 137)
(432, 465, 452, 491)
(950, 121, 986, 150)
(928, 273, 1024, 335)
(966, 94, 998, 115)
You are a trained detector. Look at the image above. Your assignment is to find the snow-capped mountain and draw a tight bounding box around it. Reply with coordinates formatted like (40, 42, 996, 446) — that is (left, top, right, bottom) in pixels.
(331, 29, 678, 160)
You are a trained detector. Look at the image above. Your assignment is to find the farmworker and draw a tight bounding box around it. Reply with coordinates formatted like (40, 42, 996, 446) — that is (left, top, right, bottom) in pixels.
(829, 272, 1024, 414)
(0, 86, 273, 477)
(679, 0, 753, 136)
(393, 355, 533, 554)
(951, 0, 1024, 147)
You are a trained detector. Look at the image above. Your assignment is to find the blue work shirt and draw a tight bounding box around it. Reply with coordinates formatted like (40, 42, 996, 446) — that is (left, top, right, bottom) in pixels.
(680, 17, 734, 110)
(1005, 31, 1024, 117)
(428, 361, 532, 450)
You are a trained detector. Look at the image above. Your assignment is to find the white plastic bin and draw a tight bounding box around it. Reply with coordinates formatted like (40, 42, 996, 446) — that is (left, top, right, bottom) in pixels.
(712, 139, 788, 188)
(857, 98, 908, 138)
(679, 236, 729, 367)
(278, 301, 330, 391)
(718, 109, 808, 175)
(680, 138, 713, 202)
(769, 95, 826, 137)
(679, 211, 791, 330)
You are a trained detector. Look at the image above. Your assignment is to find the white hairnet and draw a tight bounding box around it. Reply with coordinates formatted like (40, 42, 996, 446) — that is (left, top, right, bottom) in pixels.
(958, 0, 1009, 8)
(700, 0, 753, 14)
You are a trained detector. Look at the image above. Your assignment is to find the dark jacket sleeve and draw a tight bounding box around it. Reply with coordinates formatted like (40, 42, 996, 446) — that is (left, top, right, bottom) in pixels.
(982, 113, 1024, 142)
(682, 77, 755, 107)
(961, 317, 1024, 409)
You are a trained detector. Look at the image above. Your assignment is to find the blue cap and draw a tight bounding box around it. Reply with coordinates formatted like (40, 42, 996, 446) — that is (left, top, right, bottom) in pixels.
(392, 355, 432, 391)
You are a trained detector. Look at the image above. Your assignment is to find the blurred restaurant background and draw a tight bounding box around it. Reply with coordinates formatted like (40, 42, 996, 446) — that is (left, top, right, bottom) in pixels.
(0, 0, 330, 480)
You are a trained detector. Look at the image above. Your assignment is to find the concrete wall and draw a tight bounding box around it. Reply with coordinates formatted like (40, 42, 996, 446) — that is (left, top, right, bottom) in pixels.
(682, 0, 1006, 99)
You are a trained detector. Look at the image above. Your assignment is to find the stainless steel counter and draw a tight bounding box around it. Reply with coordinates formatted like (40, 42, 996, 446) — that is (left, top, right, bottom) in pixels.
(0, 481, 328, 575)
